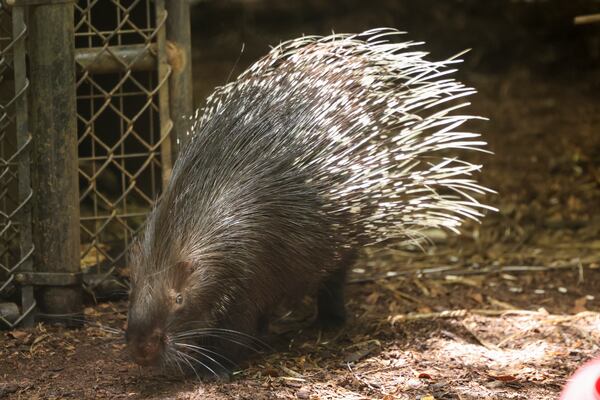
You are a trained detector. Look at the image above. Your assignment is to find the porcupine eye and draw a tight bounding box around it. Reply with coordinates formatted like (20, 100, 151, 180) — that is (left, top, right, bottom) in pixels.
(172, 261, 192, 307)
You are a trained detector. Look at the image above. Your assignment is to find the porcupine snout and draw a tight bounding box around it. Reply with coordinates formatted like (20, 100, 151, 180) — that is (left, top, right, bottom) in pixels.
(126, 327, 166, 366)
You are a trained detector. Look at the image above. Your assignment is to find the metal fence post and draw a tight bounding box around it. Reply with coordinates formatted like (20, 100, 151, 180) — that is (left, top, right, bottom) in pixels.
(27, 1, 82, 323)
(155, 0, 173, 186)
(166, 0, 193, 153)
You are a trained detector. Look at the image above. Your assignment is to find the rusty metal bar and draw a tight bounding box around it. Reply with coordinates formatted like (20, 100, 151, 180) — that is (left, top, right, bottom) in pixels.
(15, 271, 82, 286)
(9, 0, 75, 5)
(27, 1, 82, 324)
(12, 4, 35, 327)
(75, 44, 156, 73)
(154, 0, 173, 186)
(75, 43, 186, 75)
(165, 0, 193, 153)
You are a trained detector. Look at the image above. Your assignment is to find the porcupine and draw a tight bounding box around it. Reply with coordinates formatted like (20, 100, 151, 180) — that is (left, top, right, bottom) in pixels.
(125, 28, 493, 374)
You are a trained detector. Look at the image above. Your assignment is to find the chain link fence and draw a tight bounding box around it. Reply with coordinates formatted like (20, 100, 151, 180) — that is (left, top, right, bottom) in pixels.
(75, 0, 174, 298)
(0, 0, 192, 328)
(0, 3, 35, 328)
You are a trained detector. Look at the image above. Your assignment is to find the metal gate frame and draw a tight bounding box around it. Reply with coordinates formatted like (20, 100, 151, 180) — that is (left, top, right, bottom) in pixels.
(0, 0, 192, 328)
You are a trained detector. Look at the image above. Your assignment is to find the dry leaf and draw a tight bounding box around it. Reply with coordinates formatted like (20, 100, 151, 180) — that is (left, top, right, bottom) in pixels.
(366, 292, 380, 305)
(32, 334, 49, 346)
(84, 307, 100, 316)
(488, 373, 517, 382)
(571, 296, 588, 314)
(8, 330, 29, 341)
(470, 293, 484, 303)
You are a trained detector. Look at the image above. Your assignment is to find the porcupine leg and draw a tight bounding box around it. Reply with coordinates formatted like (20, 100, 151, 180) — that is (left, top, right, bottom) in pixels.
(316, 251, 357, 328)
(257, 313, 269, 336)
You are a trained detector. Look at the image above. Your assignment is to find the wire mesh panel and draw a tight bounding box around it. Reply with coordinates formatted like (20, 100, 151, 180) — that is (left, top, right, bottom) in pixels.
(0, 0, 189, 327)
(74, 0, 173, 294)
(0, 4, 35, 328)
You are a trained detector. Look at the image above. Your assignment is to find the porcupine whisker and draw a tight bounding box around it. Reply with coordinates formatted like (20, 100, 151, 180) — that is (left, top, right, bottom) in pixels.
(171, 330, 254, 342)
(172, 331, 266, 354)
(170, 350, 194, 377)
(174, 358, 186, 377)
(42, 315, 124, 336)
(174, 342, 235, 372)
(168, 317, 244, 331)
(172, 332, 266, 354)
(95, 326, 123, 335)
(194, 327, 272, 346)
(175, 350, 204, 379)
(84, 323, 124, 336)
(168, 349, 187, 377)
(178, 346, 229, 375)
(176, 342, 240, 369)
(177, 349, 219, 379)
(165, 358, 179, 376)
(175, 334, 264, 355)
(172, 326, 272, 349)
(162, 350, 179, 375)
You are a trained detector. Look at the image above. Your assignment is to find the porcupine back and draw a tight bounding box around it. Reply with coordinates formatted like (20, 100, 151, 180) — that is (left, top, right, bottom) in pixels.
(185, 28, 492, 245)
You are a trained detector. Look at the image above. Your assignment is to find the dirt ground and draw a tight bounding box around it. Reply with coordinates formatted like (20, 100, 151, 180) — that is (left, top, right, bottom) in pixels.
(2, 1, 600, 399)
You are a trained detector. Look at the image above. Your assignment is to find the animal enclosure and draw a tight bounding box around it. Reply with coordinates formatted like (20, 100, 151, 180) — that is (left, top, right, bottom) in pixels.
(1, 1, 600, 399)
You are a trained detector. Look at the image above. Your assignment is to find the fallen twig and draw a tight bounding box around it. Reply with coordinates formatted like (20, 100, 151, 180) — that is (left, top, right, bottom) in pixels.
(388, 308, 555, 326)
(575, 13, 600, 25)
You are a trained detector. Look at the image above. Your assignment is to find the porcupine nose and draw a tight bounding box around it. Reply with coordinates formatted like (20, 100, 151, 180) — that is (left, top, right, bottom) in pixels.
(129, 328, 165, 367)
